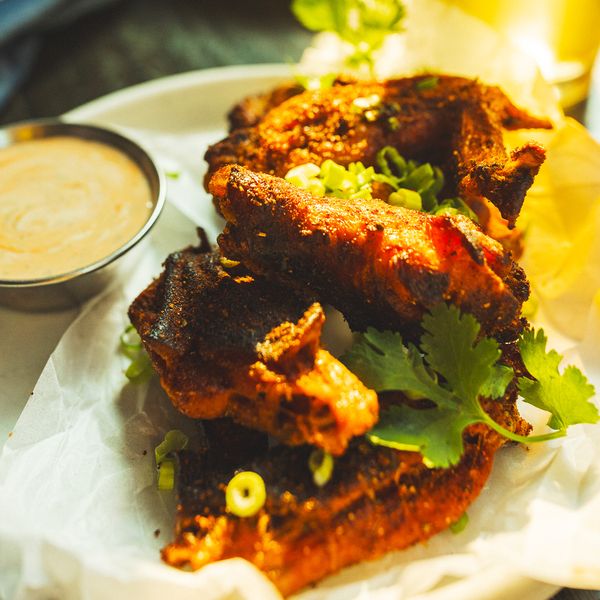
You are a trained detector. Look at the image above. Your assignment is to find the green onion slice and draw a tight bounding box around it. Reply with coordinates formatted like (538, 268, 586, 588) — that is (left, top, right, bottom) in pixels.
(388, 189, 422, 211)
(124, 353, 153, 382)
(450, 512, 469, 534)
(308, 450, 334, 487)
(225, 471, 267, 518)
(157, 458, 176, 491)
(284, 146, 477, 222)
(154, 430, 189, 491)
(155, 430, 189, 465)
(120, 323, 154, 382)
(120, 324, 143, 359)
(376, 146, 407, 180)
(416, 76, 439, 91)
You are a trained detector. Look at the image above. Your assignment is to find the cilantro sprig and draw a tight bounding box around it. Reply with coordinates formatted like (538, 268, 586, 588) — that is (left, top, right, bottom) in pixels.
(343, 304, 598, 468)
(291, 0, 406, 75)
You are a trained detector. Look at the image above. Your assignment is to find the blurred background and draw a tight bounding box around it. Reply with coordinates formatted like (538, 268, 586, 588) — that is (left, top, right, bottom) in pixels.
(0, 0, 310, 125)
(0, 0, 598, 135)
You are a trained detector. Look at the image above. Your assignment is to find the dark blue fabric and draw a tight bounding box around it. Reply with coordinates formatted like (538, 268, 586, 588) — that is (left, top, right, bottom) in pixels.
(0, 0, 119, 110)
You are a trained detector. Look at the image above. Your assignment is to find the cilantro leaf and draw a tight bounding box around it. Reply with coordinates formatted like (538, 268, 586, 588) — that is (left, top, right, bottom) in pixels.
(480, 364, 514, 400)
(343, 306, 514, 468)
(343, 304, 598, 469)
(519, 328, 562, 378)
(342, 328, 455, 407)
(367, 403, 477, 468)
(518, 329, 598, 430)
(421, 304, 504, 402)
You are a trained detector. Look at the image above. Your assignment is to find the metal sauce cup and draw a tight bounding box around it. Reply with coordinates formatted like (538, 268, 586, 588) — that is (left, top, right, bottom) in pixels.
(0, 120, 165, 311)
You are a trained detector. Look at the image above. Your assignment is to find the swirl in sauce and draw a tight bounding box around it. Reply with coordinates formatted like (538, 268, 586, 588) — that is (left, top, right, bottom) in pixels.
(0, 136, 153, 280)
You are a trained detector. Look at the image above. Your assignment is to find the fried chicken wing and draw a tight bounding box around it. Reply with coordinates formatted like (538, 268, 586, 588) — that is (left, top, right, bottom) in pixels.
(210, 165, 529, 341)
(227, 81, 305, 130)
(162, 391, 530, 596)
(206, 75, 551, 226)
(128, 239, 378, 455)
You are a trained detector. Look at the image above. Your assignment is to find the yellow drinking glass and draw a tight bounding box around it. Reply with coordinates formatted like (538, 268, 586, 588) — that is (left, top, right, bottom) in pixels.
(449, 0, 600, 107)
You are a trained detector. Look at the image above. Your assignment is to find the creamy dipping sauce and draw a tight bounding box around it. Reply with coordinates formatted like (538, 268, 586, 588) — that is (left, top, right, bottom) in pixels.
(0, 136, 153, 280)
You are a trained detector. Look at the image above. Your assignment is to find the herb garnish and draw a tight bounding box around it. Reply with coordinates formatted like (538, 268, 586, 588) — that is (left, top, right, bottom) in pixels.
(284, 146, 477, 221)
(291, 0, 406, 75)
(309, 449, 335, 486)
(119, 324, 153, 383)
(342, 304, 598, 468)
(415, 76, 439, 90)
(226, 471, 267, 517)
(155, 430, 189, 491)
(375, 147, 478, 220)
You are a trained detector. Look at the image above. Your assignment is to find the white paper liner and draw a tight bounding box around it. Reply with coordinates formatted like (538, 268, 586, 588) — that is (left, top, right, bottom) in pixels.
(2, 1, 600, 598)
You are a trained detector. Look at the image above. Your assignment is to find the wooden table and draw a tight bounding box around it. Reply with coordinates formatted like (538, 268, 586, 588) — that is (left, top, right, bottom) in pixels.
(0, 1, 598, 599)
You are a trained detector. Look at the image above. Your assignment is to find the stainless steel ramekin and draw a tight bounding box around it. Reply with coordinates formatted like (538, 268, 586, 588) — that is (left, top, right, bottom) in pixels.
(0, 120, 165, 311)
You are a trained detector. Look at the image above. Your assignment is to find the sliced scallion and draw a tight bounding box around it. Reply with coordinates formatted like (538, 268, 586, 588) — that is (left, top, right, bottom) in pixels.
(308, 450, 334, 487)
(157, 458, 176, 490)
(416, 76, 439, 91)
(320, 159, 348, 190)
(120, 324, 143, 359)
(124, 353, 153, 382)
(119, 323, 154, 382)
(154, 430, 189, 492)
(388, 189, 422, 211)
(450, 512, 469, 534)
(283, 146, 477, 222)
(155, 429, 189, 465)
(225, 471, 267, 517)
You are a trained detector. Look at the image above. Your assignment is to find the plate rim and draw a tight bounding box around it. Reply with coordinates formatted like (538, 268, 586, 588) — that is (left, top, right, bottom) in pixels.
(64, 63, 292, 122)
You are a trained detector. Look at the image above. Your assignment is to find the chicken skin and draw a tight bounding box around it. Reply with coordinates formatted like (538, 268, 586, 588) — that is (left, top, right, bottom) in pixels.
(210, 165, 529, 341)
(205, 75, 551, 226)
(128, 238, 378, 455)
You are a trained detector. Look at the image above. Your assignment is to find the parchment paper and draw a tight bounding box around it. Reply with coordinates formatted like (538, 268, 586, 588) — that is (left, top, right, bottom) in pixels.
(2, 1, 600, 598)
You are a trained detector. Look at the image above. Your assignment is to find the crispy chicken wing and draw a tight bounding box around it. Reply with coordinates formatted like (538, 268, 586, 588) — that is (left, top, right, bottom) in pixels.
(162, 391, 530, 596)
(210, 165, 529, 341)
(206, 75, 551, 226)
(227, 81, 305, 130)
(128, 238, 378, 455)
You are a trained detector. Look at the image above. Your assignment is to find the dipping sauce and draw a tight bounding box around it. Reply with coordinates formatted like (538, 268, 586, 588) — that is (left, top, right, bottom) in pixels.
(0, 136, 153, 280)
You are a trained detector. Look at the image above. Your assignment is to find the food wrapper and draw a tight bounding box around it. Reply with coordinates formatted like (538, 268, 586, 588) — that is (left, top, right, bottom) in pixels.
(2, 1, 600, 598)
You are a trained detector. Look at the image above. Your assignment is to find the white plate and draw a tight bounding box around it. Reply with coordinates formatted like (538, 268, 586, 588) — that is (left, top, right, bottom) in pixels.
(0, 65, 565, 600)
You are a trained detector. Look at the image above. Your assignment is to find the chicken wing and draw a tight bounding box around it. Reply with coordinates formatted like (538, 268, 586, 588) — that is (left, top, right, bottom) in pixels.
(162, 390, 530, 596)
(128, 238, 378, 455)
(210, 165, 529, 341)
(227, 80, 305, 130)
(206, 75, 551, 226)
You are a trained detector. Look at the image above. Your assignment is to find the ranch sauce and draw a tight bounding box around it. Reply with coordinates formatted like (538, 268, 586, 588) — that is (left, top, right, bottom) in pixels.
(0, 136, 153, 280)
